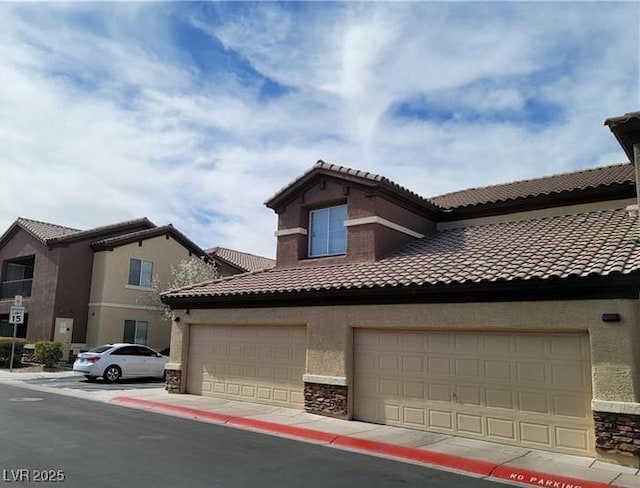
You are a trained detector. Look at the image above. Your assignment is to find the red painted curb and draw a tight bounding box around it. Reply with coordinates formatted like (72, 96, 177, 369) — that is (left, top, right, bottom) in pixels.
(228, 417, 338, 443)
(332, 436, 496, 476)
(492, 465, 614, 488)
(111, 397, 235, 423)
(111, 397, 620, 488)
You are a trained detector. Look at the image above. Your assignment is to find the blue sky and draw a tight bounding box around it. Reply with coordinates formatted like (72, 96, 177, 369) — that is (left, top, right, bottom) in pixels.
(0, 2, 638, 258)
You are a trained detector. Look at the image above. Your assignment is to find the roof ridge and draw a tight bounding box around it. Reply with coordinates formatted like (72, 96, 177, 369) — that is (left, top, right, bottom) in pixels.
(267, 160, 441, 211)
(431, 161, 631, 201)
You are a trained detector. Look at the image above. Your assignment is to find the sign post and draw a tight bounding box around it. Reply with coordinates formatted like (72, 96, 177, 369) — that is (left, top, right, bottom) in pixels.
(9, 296, 25, 372)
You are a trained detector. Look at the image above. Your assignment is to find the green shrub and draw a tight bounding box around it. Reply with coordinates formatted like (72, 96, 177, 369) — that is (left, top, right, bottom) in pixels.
(34, 341, 63, 368)
(0, 338, 25, 368)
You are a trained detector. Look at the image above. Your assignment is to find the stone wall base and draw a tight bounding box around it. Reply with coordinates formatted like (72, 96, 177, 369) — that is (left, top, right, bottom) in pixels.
(594, 410, 640, 460)
(304, 382, 348, 418)
(165, 369, 182, 394)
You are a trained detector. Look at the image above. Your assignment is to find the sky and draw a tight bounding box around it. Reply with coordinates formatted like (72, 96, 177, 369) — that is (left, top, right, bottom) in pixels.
(0, 2, 638, 258)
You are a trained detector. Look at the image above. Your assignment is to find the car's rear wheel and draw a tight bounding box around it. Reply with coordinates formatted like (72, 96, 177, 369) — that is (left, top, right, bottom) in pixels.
(103, 365, 121, 383)
(85, 375, 97, 382)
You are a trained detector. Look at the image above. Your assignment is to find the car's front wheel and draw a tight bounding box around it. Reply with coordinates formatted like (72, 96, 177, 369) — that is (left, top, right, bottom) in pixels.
(85, 375, 97, 383)
(103, 365, 121, 383)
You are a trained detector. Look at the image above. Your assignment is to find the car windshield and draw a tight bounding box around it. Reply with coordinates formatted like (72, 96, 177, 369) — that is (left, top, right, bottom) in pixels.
(89, 345, 112, 353)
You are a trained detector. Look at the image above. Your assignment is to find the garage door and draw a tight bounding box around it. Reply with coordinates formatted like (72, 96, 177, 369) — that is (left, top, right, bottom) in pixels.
(354, 330, 593, 455)
(187, 325, 306, 408)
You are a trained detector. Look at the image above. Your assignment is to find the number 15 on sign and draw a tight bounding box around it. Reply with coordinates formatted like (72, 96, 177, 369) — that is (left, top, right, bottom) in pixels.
(9, 306, 24, 325)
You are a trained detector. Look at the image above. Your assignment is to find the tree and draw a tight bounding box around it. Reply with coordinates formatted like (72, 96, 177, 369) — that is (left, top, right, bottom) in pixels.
(146, 257, 218, 322)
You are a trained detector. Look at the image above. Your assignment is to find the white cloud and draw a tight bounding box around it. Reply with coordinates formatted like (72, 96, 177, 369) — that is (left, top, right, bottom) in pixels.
(0, 2, 637, 259)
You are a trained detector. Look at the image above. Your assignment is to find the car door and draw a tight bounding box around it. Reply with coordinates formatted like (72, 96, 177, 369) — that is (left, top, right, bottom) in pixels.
(139, 346, 165, 377)
(130, 346, 160, 376)
(111, 346, 144, 377)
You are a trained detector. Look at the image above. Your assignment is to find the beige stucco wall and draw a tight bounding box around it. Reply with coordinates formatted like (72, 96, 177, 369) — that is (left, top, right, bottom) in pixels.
(170, 298, 640, 403)
(87, 306, 170, 350)
(437, 198, 636, 230)
(86, 235, 199, 350)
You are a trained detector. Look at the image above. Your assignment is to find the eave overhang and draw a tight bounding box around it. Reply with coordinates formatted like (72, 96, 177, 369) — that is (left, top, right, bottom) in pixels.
(161, 273, 640, 310)
(605, 111, 640, 163)
(438, 182, 636, 221)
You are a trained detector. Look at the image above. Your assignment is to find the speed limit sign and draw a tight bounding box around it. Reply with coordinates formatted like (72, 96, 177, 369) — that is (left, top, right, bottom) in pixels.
(9, 306, 24, 324)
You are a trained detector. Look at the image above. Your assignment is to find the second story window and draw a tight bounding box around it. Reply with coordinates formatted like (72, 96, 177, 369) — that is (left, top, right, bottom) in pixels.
(128, 258, 153, 288)
(1, 257, 35, 300)
(309, 204, 348, 257)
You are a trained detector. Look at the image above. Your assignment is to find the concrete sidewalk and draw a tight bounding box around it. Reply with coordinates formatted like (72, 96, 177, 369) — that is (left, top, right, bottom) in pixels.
(2, 369, 639, 488)
(111, 388, 640, 488)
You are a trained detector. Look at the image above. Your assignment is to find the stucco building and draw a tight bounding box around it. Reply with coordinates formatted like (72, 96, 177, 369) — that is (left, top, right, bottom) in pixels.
(0, 217, 271, 357)
(163, 111, 640, 466)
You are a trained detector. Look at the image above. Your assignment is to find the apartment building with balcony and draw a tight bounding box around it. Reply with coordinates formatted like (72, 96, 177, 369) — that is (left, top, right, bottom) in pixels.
(0, 217, 155, 344)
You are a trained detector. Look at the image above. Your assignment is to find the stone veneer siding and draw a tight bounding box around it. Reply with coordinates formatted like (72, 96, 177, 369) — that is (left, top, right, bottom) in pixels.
(165, 369, 182, 394)
(304, 382, 348, 418)
(594, 411, 640, 456)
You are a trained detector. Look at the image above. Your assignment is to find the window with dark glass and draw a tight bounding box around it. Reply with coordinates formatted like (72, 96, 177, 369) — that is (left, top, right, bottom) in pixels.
(309, 204, 348, 257)
(123, 320, 148, 345)
(127, 258, 153, 288)
(1, 256, 34, 299)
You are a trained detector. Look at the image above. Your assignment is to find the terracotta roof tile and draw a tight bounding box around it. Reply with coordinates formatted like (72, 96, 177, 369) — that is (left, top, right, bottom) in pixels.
(0, 217, 155, 247)
(17, 218, 81, 242)
(165, 207, 640, 300)
(430, 163, 633, 209)
(266, 160, 441, 212)
(207, 247, 275, 272)
(48, 218, 154, 244)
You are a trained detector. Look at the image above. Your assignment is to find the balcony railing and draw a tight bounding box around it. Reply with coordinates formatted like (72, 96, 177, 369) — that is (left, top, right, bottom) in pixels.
(0, 279, 33, 300)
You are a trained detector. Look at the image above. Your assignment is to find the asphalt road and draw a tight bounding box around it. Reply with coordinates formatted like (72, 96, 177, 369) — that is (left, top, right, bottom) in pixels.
(20, 374, 165, 391)
(0, 383, 511, 488)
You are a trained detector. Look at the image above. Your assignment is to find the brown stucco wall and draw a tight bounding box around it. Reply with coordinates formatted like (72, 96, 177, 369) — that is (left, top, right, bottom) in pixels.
(274, 178, 435, 266)
(168, 298, 639, 404)
(0, 228, 61, 342)
(54, 240, 96, 343)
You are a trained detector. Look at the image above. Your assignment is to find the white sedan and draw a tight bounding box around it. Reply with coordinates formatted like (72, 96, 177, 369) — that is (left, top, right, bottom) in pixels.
(73, 343, 169, 383)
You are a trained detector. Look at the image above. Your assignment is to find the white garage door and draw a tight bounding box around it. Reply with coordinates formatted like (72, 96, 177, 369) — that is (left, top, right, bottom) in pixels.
(354, 330, 593, 455)
(187, 325, 306, 408)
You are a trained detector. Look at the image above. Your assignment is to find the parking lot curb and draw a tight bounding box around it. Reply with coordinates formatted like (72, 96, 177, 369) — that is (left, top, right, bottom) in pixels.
(111, 397, 619, 488)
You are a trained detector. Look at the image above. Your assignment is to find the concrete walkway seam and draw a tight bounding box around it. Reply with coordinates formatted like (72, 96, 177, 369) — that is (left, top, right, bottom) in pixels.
(111, 397, 617, 488)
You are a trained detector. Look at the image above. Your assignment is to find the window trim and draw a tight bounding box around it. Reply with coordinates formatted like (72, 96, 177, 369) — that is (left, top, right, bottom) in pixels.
(308, 204, 348, 258)
(127, 258, 154, 288)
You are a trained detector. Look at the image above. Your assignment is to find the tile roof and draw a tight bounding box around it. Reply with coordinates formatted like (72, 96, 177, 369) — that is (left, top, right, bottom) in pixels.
(166, 207, 640, 300)
(207, 247, 275, 272)
(16, 217, 81, 242)
(48, 218, 154, 244)
(266, 160, 441, 212)
(0, 217, 155, 248)
(92, 225, 211, 261)
(430, 163, 634, 209)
